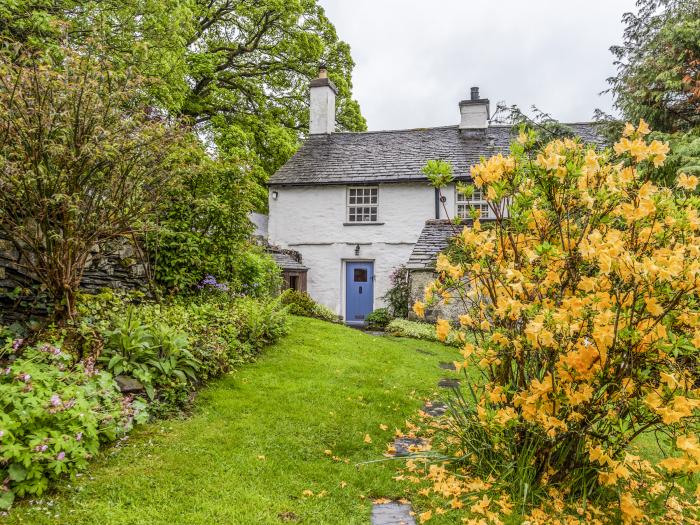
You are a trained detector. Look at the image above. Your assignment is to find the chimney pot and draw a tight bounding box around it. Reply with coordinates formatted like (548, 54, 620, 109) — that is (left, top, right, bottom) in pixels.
(471, 87, 479, 100)
(318, 64, 328, 79)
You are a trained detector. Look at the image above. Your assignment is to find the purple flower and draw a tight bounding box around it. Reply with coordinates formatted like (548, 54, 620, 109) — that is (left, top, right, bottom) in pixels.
(11, 339, 23, 351)
(0, 430, 4, 439)
(50, 394, 62, 407)
(75, 432, 83, 441)
(18, 372, 31, 383)
(40, 344, 61, 356)
(3, 367, 10, 375)
(34, 444, 48, 452)
(56, 452, 65, 461)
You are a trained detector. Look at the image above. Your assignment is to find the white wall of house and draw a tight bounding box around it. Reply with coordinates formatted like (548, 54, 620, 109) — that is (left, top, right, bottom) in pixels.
(268, 182, 436, 317)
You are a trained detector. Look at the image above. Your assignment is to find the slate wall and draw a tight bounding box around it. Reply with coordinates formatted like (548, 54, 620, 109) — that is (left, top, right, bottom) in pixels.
(0, 235, 150, 321)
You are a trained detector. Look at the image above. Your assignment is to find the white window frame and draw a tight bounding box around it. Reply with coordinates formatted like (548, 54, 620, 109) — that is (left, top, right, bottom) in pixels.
(347, 186, 378, 223)
(456, 187, 490, 219)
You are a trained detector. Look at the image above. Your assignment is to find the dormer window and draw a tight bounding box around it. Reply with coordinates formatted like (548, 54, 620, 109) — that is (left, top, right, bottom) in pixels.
(456, 187, 489, 219)
(347, 187, 378, 223)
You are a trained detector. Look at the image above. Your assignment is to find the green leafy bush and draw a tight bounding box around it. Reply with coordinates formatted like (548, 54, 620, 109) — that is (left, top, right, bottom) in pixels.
(365, 308, 391, 330)
(382, 266, 410, 318)
(99, 307, 200, 401)
(0, 342, 146, 509)
(386, 318, 459, 346)
(232, 296, 289, 352)
(280, 290, 338, 322)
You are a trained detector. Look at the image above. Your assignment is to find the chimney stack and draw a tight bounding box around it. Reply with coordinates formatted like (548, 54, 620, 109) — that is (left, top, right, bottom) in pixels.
(309, 64, 337, 134)
(459, 86, 490, 131)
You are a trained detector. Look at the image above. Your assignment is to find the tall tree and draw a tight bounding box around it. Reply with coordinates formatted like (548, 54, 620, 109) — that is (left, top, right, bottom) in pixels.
(608, 0, 700, 133)
(0, 0, 366, 207)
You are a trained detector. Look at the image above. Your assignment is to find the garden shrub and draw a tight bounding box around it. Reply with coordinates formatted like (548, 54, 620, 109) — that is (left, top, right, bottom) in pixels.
(411, 122, 700, 522)
(232, 296, 289, 352)
(280, 290, 338, 322)
(386, 318, 459, 346)
(0, 341, 147, 509)
(382, 266, 410, 318)
(365, 308, 392, 330)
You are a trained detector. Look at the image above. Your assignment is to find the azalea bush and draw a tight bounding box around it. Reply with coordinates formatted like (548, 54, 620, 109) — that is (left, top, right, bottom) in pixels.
(413, 122, 700, 523)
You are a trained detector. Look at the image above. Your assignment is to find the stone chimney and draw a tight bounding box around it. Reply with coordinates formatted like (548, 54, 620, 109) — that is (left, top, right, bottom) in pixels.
(309, 65, 338, 135)
(459, 86, 490, 131)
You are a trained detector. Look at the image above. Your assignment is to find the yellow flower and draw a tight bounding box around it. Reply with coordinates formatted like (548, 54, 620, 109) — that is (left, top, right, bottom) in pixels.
(637, 119, 651, 135)
(412, 301, 425, 318)
(622, 122, 636, 137)
(620, 493, 644, 525)
(435, 319, 450, 342)
(645, 297, 664, 317)
(419, 510, 432, 523)
(517, 129, 528, 145)
(678, 172, 699, 191)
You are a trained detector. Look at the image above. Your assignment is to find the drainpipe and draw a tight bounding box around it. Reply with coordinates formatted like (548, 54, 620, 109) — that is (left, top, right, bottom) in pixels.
(434, 188, 440, 219)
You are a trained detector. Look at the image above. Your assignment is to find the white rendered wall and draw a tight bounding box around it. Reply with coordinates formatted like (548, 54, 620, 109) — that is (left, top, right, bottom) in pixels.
(268, 182, 437, 317)
(309, 86, 336, 135)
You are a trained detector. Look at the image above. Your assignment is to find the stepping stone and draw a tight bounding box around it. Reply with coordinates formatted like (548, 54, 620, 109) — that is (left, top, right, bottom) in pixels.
(393, 437, 427, 457)
(414, 348, 436, 356)
(115, 375, 145, 394)
(371, 501, 416, 525)
(422, 401, 447, 417)
(438, 361, 456, 370)
(438, 378, 460, 389)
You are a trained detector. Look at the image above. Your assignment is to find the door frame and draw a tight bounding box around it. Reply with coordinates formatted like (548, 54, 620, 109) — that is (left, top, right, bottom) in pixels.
(341, 259, 375, 324)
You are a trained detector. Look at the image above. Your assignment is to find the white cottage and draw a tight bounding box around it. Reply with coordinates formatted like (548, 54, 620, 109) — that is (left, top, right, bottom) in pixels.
(268, 68, 601, 325)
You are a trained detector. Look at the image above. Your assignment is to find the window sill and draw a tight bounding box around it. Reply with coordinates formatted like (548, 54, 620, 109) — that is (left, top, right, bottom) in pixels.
(343, 222, 385, 226)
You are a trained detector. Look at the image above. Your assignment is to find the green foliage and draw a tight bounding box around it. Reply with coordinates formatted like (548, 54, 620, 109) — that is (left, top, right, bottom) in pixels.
(236, 251, 284, 298)
(386, 319, 459, 346)
(0, 341, 145, 509)
(382, 266, 410, 318)
(608, 0, 700, 133)
(99, 308, 200, 401)
(232, 296, 290, 352)
(148, 153, 258, 292)
(365, 308, 391, 330)
(422, 159, 454, 188)
(279, 290, 338, 322)
(0, 47, 188, 318)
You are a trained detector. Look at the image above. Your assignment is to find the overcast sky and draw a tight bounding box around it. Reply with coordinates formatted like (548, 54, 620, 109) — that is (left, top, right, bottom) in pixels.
(318, 0, 639, 131)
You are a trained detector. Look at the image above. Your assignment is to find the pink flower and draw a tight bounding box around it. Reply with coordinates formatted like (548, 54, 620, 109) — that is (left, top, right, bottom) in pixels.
(0, 430, 4, 439)
(56, 452, 65, 461)
(12, 339, 23, 351)
(75, 432, 83, 441)
(18, 372, 31, 382)
(34, 444, 48, 452)
(50, 394, 61, 407)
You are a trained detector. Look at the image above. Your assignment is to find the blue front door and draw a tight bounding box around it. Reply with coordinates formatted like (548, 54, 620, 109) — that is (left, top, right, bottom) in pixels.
(346, 262, 374, 324)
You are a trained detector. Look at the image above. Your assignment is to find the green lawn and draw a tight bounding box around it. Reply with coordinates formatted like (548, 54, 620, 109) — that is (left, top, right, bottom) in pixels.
(6, 316, 460, 524)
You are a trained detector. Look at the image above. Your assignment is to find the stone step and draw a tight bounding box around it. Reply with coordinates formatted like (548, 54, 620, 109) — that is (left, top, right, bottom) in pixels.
(392, 437, 427, 457)
(370, 501, 416, 525)
(422, 401, 447, 417)
(438, 361, 456, 370)
(438, 378, 460, 388)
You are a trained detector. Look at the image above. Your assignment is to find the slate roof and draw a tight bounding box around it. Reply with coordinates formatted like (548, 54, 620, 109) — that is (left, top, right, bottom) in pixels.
(270, 252, 308, 271)
(270, 123, 604, 186)
(407, 220, 467, 270)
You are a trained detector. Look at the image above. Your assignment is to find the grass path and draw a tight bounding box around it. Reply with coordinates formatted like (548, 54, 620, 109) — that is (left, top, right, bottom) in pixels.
(7, 316, 459, 524)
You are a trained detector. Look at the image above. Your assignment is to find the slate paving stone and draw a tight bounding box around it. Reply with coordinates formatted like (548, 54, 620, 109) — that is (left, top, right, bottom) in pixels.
(438, 378, 460, 388)
(422, 401, 447, 417)
(438, 361, 456, 370)
(370, 502, 416, 525)
(393, 437, 427, 457)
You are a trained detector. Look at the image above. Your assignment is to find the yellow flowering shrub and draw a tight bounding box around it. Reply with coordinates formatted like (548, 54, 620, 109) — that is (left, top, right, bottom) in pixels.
(412, 122, 700, 523)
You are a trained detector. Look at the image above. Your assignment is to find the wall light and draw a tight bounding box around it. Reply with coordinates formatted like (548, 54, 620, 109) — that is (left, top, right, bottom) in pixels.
(354, 244, 360, 256)
(271, 190, 279, 200)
